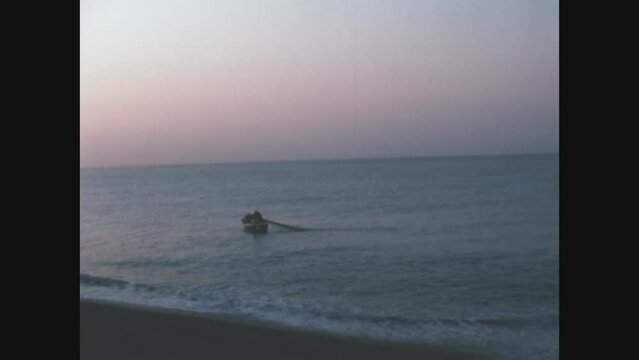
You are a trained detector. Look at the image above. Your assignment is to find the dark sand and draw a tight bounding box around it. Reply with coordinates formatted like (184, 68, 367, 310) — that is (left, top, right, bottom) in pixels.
(80, 299, 490, 360)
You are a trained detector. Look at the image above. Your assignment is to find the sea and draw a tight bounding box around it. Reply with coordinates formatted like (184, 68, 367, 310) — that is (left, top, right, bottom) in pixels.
(80, 154, 559, 360)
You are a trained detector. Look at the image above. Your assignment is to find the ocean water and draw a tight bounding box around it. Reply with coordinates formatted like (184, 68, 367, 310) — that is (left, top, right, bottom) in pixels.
(80, 154, 559, 360)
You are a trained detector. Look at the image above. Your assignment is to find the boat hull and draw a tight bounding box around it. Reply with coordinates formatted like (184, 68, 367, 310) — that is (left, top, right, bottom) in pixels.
(243, 221, 269, 233)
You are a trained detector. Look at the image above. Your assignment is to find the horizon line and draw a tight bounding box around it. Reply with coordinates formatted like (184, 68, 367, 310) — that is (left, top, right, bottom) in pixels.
(80, 151, 558, 170)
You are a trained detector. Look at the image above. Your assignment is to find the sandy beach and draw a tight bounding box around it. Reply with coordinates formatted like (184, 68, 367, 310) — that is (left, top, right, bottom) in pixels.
(80, 299, 490, 360)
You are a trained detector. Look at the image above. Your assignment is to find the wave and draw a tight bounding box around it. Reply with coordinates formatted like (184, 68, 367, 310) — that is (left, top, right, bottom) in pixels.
(80, 273, 168, 293)
(80, 273, 555, 333)
(80, 274, 556, 359)
(98, 256, 198, 269)
(80, 274, 130, 289)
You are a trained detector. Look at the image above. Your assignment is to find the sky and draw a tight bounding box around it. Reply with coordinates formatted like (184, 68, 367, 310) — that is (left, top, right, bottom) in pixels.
(80, 0, 558, 167)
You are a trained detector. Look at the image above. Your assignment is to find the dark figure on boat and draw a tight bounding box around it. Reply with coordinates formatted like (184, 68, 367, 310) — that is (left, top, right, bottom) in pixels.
(242, 210, 264, 224)
(242, 213, 253, 224)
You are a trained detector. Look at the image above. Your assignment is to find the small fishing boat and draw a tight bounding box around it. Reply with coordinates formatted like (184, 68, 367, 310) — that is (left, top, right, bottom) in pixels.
(242, 211, 268, 233)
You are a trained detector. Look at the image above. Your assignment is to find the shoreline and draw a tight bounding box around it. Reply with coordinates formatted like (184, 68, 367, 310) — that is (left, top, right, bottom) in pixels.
(80, 299, 491, 360)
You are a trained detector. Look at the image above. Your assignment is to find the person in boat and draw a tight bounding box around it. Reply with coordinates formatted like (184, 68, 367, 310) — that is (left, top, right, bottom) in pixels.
(252, 210, 263, 223)
(242, 213, 254, 224)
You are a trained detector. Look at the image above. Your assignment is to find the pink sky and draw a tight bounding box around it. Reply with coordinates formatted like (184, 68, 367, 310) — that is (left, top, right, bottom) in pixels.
(81, 0, 558, 167)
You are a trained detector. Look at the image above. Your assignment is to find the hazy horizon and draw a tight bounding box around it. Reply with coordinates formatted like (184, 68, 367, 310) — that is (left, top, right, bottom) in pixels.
(81, 0, 558, 168)
(80, 151, 557, 170)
